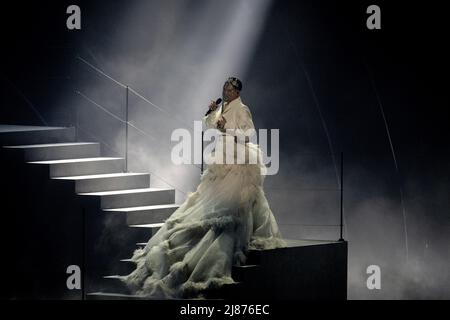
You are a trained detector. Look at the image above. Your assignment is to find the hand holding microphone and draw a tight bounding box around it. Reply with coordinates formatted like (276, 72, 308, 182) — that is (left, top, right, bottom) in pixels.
(205, 98, 222, 116)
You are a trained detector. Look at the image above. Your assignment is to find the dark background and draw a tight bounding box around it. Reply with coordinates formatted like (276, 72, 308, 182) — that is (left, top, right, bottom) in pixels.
(1, 0, 449, 299)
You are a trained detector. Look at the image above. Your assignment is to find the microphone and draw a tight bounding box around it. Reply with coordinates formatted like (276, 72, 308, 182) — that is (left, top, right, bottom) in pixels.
(205, 98, 222, 116)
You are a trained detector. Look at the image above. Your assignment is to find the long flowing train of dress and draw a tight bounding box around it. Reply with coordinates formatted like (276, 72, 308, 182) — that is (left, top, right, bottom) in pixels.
(121, 99, 287, 299)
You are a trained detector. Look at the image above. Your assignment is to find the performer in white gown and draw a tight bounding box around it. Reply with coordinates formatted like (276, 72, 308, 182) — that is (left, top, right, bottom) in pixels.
(121, 77, 286, 299)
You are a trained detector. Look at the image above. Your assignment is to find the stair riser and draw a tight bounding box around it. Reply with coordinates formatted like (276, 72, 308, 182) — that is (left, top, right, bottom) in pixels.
(0, 127, 75, 146)
(116, 261, 137, 275)
(101, 190, 175, 209)
(49, 159, 124, 177)
(126, 207, 178, 225)
(231, 266, 260, 283)
(21, 144, 101, 161)
(76, 174, 150, 193)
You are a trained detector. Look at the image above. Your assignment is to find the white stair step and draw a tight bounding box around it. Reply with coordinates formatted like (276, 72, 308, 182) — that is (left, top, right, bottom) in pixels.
(100, 275, 131, 295)
(129, 222, 164, 229)
(0, 125, 75, 145)
(233, 264, 259, 269)
(98, 272, 237, 300)
(87, 291, 222, 300)
(28, 157, 125, 177)
(103, 204, 180, 225)
(104, 275, 124, 280)
(78, 188, 175, 209)
(52, 172, 150, 192)
(3, 142, 100, 161)
(4, 142, 94, 148)
(28, 157, 122, 164)
(100, 274, 209, 300)
(231, 264, 261, 283)
(103, 203, 180, 212)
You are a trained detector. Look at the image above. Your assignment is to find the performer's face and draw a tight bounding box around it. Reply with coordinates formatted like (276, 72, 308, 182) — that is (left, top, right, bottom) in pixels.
(222, 83, 239, 103)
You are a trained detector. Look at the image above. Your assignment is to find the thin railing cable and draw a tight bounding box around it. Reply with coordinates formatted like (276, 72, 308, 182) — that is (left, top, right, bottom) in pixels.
(75, 90, 202, 170)
(75, 90, 157, 143)
(364, 59, 409, 262)
(76, 56, 127, 89)
(76, 55, 201, 170)
(75, 91, 200, 190)
(76, 56, 194, 130)
(83, 45, 106, 74)
(282, 29, 340, 190)
(75, 90, 124, 122)
(282, 19, 347, 239)
(76, 125, 122, 157)
(78, 115, 190, 196)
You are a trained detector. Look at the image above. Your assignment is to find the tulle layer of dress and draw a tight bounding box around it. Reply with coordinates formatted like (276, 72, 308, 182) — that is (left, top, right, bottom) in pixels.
(121, 138, 287, 299)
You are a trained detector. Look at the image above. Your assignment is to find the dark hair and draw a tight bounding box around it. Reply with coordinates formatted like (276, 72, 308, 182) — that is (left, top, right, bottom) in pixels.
(225, 77, 243, 92)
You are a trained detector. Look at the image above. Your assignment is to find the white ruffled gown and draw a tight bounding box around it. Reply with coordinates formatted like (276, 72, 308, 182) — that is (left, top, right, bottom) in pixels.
(121, 97, 286, 299)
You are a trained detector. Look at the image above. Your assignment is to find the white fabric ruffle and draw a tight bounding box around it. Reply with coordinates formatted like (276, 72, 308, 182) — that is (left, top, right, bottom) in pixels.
(121, 138, 286, 299)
